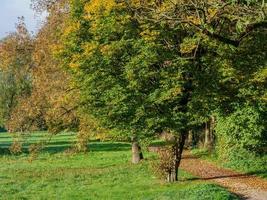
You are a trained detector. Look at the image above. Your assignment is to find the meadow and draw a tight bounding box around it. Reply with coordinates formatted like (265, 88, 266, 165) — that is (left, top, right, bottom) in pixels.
(0, 132, 239, 200)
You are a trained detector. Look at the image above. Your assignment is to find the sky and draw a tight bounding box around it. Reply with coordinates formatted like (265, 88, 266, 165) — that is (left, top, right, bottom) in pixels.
(0, 0, 44, 39)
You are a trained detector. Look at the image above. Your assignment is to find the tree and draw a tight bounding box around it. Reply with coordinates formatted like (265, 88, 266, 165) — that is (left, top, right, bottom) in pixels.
(60, 0, 148, 162)
(61, 1, 198, 177)
(215, 23, 267, 159)
(0, 18, 33, 129)
(7, 0, 80, 133)
(129, 0, 266, 180)
(56, 0, 266, 181)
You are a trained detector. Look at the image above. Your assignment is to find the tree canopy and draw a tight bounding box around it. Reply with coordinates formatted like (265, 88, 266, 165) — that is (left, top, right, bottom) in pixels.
(0, 0, 266, 182)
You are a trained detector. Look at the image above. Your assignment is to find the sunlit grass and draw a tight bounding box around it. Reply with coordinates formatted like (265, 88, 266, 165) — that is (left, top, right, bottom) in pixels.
(0, 132, 239, 200)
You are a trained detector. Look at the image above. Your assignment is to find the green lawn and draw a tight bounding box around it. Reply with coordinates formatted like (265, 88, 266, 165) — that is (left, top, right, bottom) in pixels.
(0, 132, 239, 200)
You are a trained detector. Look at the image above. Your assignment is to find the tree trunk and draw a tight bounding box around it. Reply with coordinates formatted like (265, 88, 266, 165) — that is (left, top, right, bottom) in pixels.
(209, 116, 215, 148)
(204, 116, 215, 149)
(167, 132, 187, 182)
(204, 121, 210, 149)
(131, 136, 143, 164)
(166, 71, 191, 182)
(185, 130, 193, 149)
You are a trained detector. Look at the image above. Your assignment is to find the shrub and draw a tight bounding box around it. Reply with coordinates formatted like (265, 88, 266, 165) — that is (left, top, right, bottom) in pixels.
(152, 146, 177, 182)
(9, 140, 22, 154)
(215, 105, 266, 157)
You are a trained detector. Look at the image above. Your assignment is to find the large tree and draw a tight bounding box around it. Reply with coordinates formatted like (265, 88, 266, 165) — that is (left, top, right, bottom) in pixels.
(130, 0, 266, 179)
(61, 0, 202, 173)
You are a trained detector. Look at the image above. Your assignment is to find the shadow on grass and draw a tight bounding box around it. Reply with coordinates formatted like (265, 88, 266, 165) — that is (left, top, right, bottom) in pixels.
(246, 170, 267, 179)
(0, 142, 12, 148)
(180, 179, 247, 200)
(89, 142, 131, 152)
(0, 141, 131, 155)
(0, 136, 14, 139)
(0, 148, 10, 155)
(181, 172, 266, 200)
(40, 142, 130, 154)
(182, 169, 267, 182)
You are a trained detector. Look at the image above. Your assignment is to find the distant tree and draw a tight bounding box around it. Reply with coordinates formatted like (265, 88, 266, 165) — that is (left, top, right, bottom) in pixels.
(0, 18, 33, 129)
(7, 0, 80, 133)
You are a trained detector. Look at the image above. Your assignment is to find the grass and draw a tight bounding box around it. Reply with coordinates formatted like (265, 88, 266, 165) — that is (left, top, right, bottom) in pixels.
(0, 132, 239, 200)
(191, 148, 267, 179)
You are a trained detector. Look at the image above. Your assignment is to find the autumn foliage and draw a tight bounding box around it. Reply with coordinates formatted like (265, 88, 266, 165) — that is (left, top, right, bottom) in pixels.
(0, 0, 266, 182)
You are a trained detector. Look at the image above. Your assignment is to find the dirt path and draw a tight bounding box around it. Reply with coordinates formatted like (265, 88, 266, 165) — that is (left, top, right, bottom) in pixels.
(180, 152, 267, 200)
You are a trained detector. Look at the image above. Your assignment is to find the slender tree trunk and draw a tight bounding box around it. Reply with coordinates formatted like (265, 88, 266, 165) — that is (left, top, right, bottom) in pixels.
(209, 116, 215, 148)
(185, 130, 193, 149)
(131, 136, 143, 164)
(204, 121, 210, 149)
(204, 116, 215, 149)
(167, 132, 187, 182)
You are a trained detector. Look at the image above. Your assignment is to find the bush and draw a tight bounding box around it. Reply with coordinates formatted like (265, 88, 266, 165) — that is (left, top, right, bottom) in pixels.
(152, 146, 177, 182)
(215, 105, 266, 157)
(214, 105, 267, 177)
(9, 140, 22, 154)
